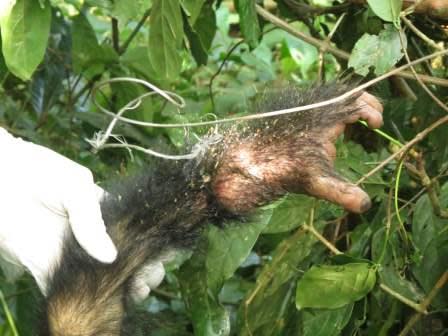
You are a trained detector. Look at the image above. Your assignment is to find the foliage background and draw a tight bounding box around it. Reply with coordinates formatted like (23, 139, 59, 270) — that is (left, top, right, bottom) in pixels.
(0, 0, 447, 335)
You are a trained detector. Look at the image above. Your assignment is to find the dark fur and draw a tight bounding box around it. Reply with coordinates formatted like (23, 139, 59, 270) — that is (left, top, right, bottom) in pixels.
(38, 84, 361, 335)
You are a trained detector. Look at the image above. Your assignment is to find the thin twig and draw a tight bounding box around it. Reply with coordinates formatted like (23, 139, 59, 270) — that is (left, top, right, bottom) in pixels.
(356, 114, 448, 185)
(256, 5, 348, 59)
(401, 16, 443, 51)
(209, 41, 244, 112)
(72, 73, 102, 103)
(399, 24, 448, 114)
(317, 13, 346, 81)
(303, 223, 342, 255)
(380, 283, 426, 314)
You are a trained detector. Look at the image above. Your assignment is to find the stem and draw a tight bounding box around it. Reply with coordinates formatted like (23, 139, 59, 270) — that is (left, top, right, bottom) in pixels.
(303, 223, 342, 255)
(356, 114, 448, 185)
(401, 15, 442, 51)
(0, 290, 19, 336)
(119, 8, 151, 55)
(379, 283, 425, 314)
(112, 17, 120, 52)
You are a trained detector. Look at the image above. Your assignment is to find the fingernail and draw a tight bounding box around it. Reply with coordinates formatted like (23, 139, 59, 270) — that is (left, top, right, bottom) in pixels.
(360, 197, 372, 213)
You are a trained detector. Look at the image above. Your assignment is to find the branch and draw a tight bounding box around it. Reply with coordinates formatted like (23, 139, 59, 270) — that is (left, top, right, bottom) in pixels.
(255, 5, 448, 87)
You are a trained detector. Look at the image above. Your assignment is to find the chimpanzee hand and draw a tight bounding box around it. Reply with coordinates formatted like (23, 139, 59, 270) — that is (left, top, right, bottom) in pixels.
(302, 92, 383, 213)
(212, 90, 383, 215)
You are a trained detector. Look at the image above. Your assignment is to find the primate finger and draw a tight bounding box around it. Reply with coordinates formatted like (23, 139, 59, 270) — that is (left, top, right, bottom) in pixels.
(325, 124, 345, 142)
(352, 92, 384, 128)
(307, 175, 371, 213)
(359, 92, 383, 113)
(323, 142, 337, 161)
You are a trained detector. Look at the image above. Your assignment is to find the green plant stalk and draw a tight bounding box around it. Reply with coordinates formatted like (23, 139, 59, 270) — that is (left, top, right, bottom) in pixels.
(394, 159, 407, 240)
(379, 283, 425, 314)
(0, 290, 19, 336)
(358, 120, 404, 147)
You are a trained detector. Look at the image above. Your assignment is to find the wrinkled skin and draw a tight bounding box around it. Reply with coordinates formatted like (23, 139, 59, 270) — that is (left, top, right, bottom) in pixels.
(212, 91, 384, 215)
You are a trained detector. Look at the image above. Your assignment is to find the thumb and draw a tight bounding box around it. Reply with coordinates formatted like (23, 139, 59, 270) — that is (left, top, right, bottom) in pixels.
(131, 262, 166, 303)
(64, 182, 117, 263)
(307, 174, 371, 213)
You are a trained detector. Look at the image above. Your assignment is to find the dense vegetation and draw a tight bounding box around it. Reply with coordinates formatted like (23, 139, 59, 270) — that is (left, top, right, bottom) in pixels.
(0, 0, 447, 335)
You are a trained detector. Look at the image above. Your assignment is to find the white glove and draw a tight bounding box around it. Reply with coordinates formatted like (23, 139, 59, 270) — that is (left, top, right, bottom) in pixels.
(0, 127, 164, 299)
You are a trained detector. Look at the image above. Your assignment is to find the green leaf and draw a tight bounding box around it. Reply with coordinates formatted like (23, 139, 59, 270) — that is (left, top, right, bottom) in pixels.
(239, 282, 296, 335)
(148, 0, 183, 80)
(178, 239, 231, 336)
(412, 182, 448, 253)
(379, 266, 425, 303)
(206, 209, 272, 294)
(181, 0, 206, 25)
(120, 46, 158, 79)
(0, 0, 51, 80)
(184, 2, 216, 66)
(347, 222, 373, 258)
(412, 231, 448, 308)
(348, 25, 405, 76)
(71, 12, 105, 73)
(234, 0, 261, 49)
(302, 304, 354, 336)
(112, 0, 151, 23)
(367, 0, 402, 23)
(263, 195, 314, 233)
(296, 263, 377, 309)
(239, 221, 327, 334)
(266, 220, 327, 297)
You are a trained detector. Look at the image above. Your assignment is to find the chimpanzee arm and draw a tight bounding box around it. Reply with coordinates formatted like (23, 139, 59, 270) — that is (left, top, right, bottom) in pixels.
(39, 85, 383, 336)
(211, 86, 382, 214)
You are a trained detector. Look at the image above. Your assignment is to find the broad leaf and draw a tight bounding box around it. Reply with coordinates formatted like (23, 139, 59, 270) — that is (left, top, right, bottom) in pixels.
(178, 239, 231, 336)
(367, 0, 402, 24)
(30, 13, 70, 115)
(412, 182, 448, 253)
(379, 266, 425, 303)
(234, 0, 261, 49)
(303, 304, 354, 336)
(296, 263, 377, 309)
(72, 14, 115, 73)
(349, 26, 405, 76)
(412, 231, 448, 308)
(263, 195, 314, 234)
(148, 0, 183, 80)
(206, 210, 273, 294)
(184, 2, 216, 66)
(0, 0, 51, 80)
(112, 0, 151, 23)
(181, 0, 206, 25)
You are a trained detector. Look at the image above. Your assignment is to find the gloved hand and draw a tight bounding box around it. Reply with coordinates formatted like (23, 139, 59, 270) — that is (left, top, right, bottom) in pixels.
(0, 127, 164, 300)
